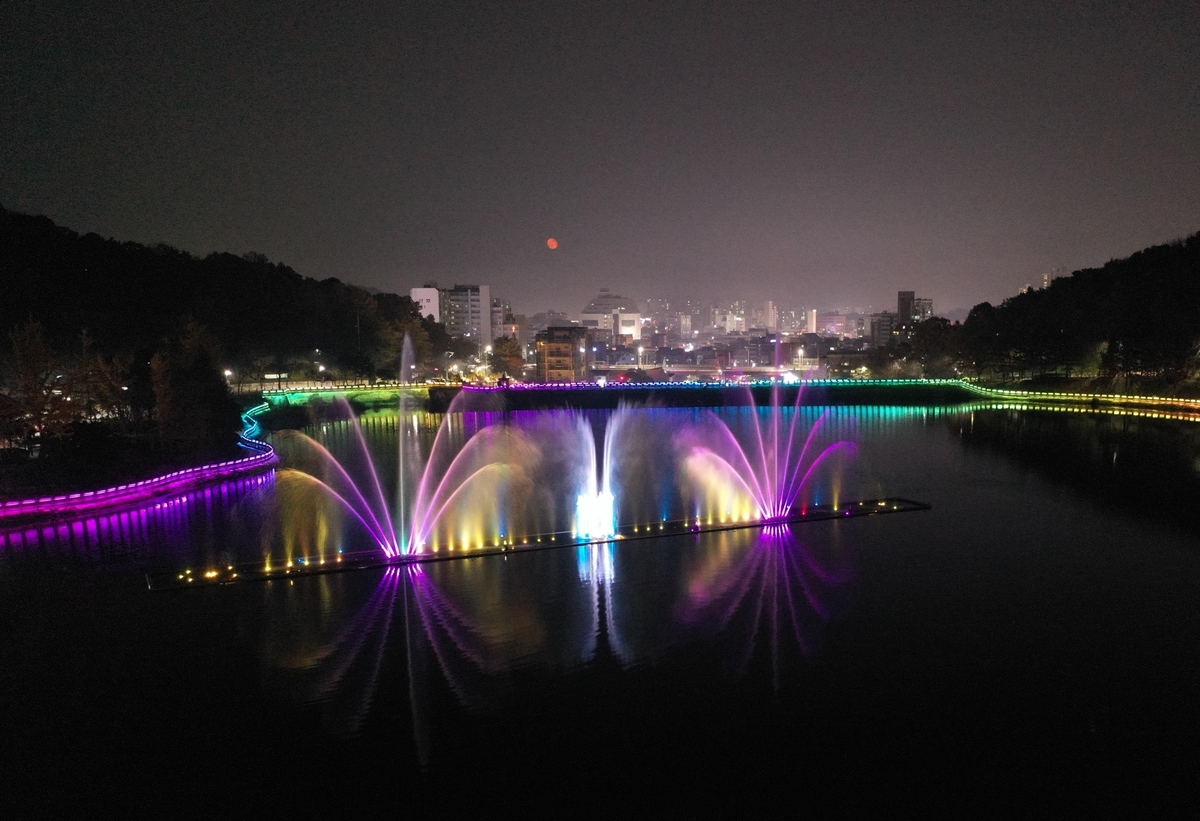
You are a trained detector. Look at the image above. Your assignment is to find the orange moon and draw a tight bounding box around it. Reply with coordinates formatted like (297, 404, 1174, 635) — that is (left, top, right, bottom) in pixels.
(546, 237, 558, 249)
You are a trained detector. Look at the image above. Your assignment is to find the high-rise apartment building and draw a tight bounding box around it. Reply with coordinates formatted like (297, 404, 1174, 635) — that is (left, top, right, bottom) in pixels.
(715, 312, 745, 334)
(763, 300, 778, 332)
(490, 297, 511, 340)
(442, 284, 492, 341)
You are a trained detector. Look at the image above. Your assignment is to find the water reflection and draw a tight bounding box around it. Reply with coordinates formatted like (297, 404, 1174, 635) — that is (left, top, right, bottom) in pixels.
(255, 519, 858, 768)
(0, 473, 275, 567)
(679, 524, 854, 687)
(256, 570, 399, 736)
(956, 407, 1200, 536)
(576, 542, 629, 663)
(258, 550, 606, 752)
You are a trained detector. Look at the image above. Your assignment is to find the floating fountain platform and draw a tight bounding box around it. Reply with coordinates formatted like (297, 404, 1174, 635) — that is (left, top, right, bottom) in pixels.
(145, 496, 930, 590)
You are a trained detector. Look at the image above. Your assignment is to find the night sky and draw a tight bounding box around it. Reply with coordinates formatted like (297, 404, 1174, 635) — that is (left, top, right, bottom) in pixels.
(4, 1, 1198, 316)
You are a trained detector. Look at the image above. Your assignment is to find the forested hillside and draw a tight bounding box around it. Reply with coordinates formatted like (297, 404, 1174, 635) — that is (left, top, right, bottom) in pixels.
(963, 231, 1200, 378)
(0, 206, 454, 487)
(0, 205, 446, 377)
(894, 232, 1200, 388)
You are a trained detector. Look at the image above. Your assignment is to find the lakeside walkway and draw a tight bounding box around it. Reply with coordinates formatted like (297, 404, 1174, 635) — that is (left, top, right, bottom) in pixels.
(0, 404, 277, 525)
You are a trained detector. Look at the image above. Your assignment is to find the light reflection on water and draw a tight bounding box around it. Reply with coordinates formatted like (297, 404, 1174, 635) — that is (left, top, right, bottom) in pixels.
(248, 518, 858, 768)
(679, 524, 854, 686)
(7, 403, 1200, 810)
(0, 472, 275, 565)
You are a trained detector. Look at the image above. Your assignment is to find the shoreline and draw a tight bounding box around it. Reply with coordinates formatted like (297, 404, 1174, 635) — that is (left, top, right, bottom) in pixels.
(0, 404, 277, 527)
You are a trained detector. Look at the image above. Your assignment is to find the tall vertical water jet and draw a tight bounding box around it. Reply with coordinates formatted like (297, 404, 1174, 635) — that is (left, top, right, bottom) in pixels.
(569, 404, 669, 540)
(573, 411, 617, 540)
(396, 334, 416, 553)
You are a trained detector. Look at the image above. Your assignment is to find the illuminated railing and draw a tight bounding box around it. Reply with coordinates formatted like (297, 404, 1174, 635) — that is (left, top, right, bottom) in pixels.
(261, 381, 425, 395)
(463, 377, 1200, 410)
(465, 377, 967, 391)
(260, 376, 1200, 416)
(260, 376, 1200, 418)
(956, 381, 1200, 410)
(0, 403, 278, 522)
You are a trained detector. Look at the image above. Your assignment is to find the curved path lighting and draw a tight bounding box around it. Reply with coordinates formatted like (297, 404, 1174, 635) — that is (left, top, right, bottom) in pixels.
(0, 403, 277, 525)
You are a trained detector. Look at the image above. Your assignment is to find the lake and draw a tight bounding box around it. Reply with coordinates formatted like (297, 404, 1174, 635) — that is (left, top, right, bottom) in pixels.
(3, 403, 1200, 814)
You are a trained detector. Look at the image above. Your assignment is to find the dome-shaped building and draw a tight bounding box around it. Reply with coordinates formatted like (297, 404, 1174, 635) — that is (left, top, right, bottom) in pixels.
(580, 289, 642, 342)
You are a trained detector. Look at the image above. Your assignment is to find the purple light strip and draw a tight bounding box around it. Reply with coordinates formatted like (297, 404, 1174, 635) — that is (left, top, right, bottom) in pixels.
(265, 378, 1200, 413)
(462, 378, 967, 391)
(0, 403, 278, 522)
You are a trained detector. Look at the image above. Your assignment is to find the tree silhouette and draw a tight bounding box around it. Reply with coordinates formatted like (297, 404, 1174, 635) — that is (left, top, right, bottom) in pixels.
(3, 320, 77, 446)
(150, 322, 240, 456)
(488, 336, 526, 379)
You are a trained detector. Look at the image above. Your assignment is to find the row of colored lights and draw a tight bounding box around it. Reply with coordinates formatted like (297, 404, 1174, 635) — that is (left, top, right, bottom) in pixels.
(156, 498, 929, 588)
(0, 403, 278, 521)
(261, 382, 425, 396)
(257, 378, 1200, 420)
(468, 379, 1200, 414)
(977, 402, 1200, 423)
(396, 499, 922, 553)
(261, 377, 1200, 409)
(262, 377, 965, 396)
(960, 382, 1200, 409)
(466, 378, 966, 391)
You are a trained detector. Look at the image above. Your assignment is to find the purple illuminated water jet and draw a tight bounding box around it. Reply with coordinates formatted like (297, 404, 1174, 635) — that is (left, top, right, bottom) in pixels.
(675, 381, 857, 525)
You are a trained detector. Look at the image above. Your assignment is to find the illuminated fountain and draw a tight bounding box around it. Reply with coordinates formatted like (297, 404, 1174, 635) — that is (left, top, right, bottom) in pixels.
(400, 412, 540, 555)
(265, 335, 865, 571)
(402, 404, 634, 554)
(572, 408, 625, 540)
(148, 348, 937, 589)
(675, 382, 859, 526)
(272, 416, 401, 560)
(269, 397, 627, 562)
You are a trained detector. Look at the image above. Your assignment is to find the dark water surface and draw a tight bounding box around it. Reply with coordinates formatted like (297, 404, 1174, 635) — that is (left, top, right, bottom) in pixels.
(4, 405, 1200, 814)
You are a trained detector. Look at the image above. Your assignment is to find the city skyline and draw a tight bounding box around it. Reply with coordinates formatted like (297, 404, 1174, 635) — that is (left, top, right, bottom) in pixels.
(3, 2, 1197, 317)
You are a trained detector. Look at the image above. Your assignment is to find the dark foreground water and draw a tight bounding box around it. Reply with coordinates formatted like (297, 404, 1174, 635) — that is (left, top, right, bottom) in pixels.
(4, 405, 1200, 815)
